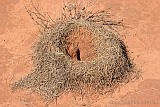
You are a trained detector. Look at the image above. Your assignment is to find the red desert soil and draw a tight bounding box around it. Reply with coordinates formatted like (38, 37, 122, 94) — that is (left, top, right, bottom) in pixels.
(0, 0, 160, 107)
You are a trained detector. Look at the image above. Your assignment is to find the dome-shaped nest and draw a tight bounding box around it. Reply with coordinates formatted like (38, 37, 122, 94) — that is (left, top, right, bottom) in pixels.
(12, 19, 136, 101)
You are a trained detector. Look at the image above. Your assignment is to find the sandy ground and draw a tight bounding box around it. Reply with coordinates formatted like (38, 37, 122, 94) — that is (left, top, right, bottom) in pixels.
(0, 0, 160, 107)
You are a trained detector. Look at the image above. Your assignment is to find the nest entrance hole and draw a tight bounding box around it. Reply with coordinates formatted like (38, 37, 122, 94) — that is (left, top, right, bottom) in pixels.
(66, 28, 97, 61)
(76, 49, 81, 60)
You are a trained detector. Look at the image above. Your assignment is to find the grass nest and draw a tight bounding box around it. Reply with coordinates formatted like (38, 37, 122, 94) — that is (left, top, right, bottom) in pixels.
(12, 2, 138, 102)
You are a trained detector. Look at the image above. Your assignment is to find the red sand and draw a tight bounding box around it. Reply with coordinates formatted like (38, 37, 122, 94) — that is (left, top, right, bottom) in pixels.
(0, 0, 160, 107)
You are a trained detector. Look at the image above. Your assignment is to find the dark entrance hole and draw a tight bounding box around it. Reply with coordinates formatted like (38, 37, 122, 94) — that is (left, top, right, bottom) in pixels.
(77, 49, 81, 60)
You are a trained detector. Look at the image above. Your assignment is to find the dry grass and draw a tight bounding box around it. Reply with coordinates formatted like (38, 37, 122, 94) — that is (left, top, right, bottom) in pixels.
(12, 2, 139, 102)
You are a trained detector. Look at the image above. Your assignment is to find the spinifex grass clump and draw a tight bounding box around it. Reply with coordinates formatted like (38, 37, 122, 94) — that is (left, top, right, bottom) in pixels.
(12, 3, 138, 101)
